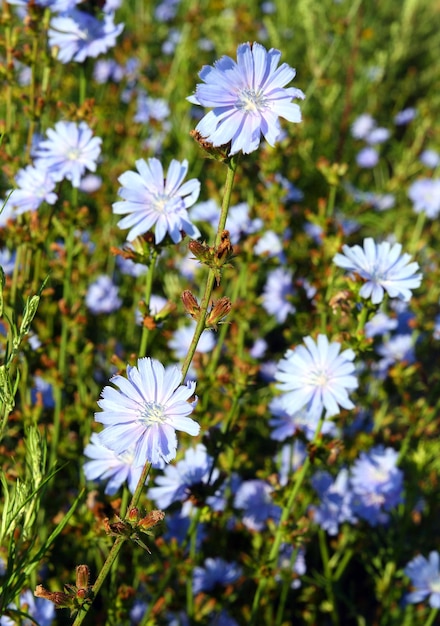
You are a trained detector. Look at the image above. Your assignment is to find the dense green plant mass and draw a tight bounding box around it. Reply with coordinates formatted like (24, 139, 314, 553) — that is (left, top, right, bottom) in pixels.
(1, 0, 440, 625)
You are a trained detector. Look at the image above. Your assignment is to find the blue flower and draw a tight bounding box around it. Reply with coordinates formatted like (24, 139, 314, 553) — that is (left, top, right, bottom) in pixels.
(168, 321, 216, 360)
(193, 557, 242, 594)
(95, 358, 199, 467)
(350, 113, 376, 139)
(113, 158, 201, 244)
(350, 445, 404, 526)
(275, 334, 358, 417)
(333, 238, 422, 304)
(188, 42, 305, 155)
(85, 275, 122, 314)
(310, 469, 356, 535)
(48, 9, 123, 64)
(404, 551, 440, 608)
(277, 441, 307, 487)
(356, 146, 379, 168)
(364, 312, 398, 338)
(233, 479, 281, 531)
(83, 433, 151, 495)
(148, 444, 218, 509)
(261, 267, 296, 323)
(408, 178, 440, 219)
(1, 590, 55, 626)
(269, 396, 337, 442)
(9, 165, 57, 214)
(419, 149, 440, 169)
(34, 121, 102, 188)
(394, 107, 417, 125)
(0, 248, 16, 276)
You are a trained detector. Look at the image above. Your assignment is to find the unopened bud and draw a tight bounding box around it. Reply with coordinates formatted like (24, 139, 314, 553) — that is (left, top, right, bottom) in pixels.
(75, 565, 90, 591)
(182, 290, 200, 320)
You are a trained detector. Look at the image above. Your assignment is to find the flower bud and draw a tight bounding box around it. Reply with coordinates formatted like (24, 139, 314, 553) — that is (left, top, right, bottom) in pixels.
(181, 290, 201, 320)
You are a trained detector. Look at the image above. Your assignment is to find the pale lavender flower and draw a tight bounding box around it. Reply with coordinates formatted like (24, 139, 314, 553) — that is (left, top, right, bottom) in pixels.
(188, 42, 305, 155)
(34, 121, 102, 188)
(310, 469, 356, 535)
(96, 358, 199, 467)
(233, 479, 281, 531)
(113, 158, 201, 243)
(83, 433, 151, 495)
(262, 267, 296, 323)
(0, 248, 16, 275)
(93, 59, 124, 83)
(350, 445, 404, 526)
(394, 107, 417, 125)
(48, 9, 123, 64)
(375, 333, 416, 378)
(356, 146, 379, 168)
(277, 441, 307, 486)
(351, 113, 376, 139)
(408, 178, 440, 219)
(269, 396, 337, 442)
(193, 557, 242, 594)
(365, 311, 398, 338)
(333, 238, 422, 304)
(419, 149, 440, 169)
(148, 444, 217, 509)
(404, 551, 440, 608)
(1, 589, 55, 626)
(366, 127, 390, 145)
(254, 230, 285, 261)
(275, 334, 358, 417)
(168, 321, 216, 360)
(9, 165, 57, 214)
(85, 275, 122, 314)
(134, 91, 170, 123)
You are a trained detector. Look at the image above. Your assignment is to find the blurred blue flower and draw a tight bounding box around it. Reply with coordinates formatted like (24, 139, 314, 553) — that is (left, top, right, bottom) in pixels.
(277, 441, 307, 487)
(93, 58, 124, 83)
(188, 42, 305, 155)
(34, 121, 102, 188)
(269, 396, 337, 442)
(404, 551, 440, 608)
(31, 376, 55, 408)
(85, 275, 122, 314)
(48, 9, 123, 63)
(254, 230, 286, 263)
(262, 267, 296, 323)
(356, 146, 379, 168)
(366, 127, 391, 145)
(419, 149, 440, 169)
(162, 506, 206, 549)
(275, 334, 358, 417)
(0, 248, 16, 275)
(310, 469, 356, 535)
(83, 433, 151, 495)
(364, 311, 398, 338)
(333, 237, 422, 304)
(394, 107, 417, 125)
(95, 358, 199, 467)
(1, 589, 55, 626)
(234, 479, 281, 531)
(350, 446, 404, 526)
(149, 444, 218, 509)
(168, 321, 216, 360)
(155, 0, 180, 21)
(134, 91, 170, 123)
(8, 165, 57, 214)
(277, 544, 306, 589)
(225, 202, 263, 244)
(375, 333, 416, 378)
(408, 178, 440, 219)
(193, 557, 242, 594)
(113, 158, 201, 243)
(351, 113, 376, 139)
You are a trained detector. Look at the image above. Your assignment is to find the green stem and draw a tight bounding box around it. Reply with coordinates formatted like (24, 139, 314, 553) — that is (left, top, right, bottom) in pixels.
(424, 608, 439, 626)
(249, 411, 326, 625)
(319, 528, 340, 626)
(138, 250, 158, 358)
(180, 157, 238, 383)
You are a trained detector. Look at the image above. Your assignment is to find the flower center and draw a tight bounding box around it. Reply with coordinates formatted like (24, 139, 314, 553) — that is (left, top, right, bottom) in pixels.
(140, 401, 166, 425)
(237, 88, 268, 114)
(67, 148, 81, 161)
(310, 368, 330, 388)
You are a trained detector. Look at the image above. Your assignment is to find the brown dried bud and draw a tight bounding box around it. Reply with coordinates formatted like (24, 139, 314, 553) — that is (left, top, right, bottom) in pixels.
(34, 585, 72, 608)
(206, 297, 232, 330)
(189, 130, 230, 162)
(138, 509, 165, 531)
(182, 290, 201, 320)
(75, 565, 90, 591)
